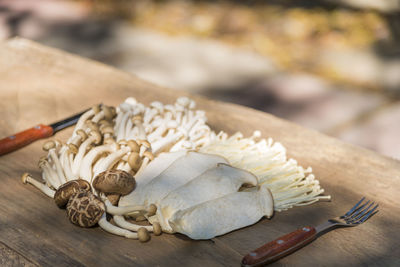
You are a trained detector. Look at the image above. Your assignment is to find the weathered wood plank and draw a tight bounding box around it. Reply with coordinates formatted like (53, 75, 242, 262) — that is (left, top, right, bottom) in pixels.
(0, 241, 37, 267)
(0, 38, 399, 266)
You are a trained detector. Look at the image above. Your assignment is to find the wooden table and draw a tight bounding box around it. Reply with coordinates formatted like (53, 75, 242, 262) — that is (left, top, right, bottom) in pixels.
(0, 38, 399, 266)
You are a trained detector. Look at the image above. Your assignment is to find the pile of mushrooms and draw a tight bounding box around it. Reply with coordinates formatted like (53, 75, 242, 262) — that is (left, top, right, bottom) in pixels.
(119, 151, 274, 240)
(200, 131, 331, 211)
(22, 97, 329, 240)
(114, 97, 212, 153)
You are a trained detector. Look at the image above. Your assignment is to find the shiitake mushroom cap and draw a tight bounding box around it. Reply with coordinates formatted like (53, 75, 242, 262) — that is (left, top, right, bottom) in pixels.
(93, 170, 136, 195)
(66, 189, 105, 228)
(54, 179, 91, 208)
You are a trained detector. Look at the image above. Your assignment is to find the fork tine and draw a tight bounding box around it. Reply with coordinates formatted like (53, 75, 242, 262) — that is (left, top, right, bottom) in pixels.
(342, 197, 365, 218)
(346, 201, 373, 221)
(357, 204, 379, 224)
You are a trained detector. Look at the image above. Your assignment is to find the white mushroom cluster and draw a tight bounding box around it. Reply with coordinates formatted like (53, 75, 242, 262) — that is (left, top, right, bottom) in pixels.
(199, 132, 331, 211)
(114, 97, 212, 154)
(22, 97, 329, 241)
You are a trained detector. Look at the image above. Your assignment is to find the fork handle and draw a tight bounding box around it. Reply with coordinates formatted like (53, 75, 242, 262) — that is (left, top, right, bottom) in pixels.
(241, 226, 317, 266)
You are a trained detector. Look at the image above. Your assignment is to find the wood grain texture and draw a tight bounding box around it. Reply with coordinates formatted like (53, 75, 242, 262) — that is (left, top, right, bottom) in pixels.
(0, 241, 37, 267)
(0, 37, 399, 266)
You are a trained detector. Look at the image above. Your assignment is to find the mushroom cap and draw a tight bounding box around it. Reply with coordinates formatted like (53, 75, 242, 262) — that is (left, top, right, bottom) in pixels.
(92, 170, 136, 195)
(105, 193, 120, 206)
(98, 119, 110, 127)
(137, 140, 151, 150)
(137, 227, 150, 242)
(68, 143, 79, 155)
(85, 120, 99, 132)
(104, 137, 117, 146)
(152, 222, 162, 236)
(143, 151, 154, 161)
(89, 130, 102, 145)
(131, 115, 142, 123)
(118, 139, 127, 146)
(76, 129, 88, 141)
(42, 140, 56, 151)
(54, 179, 91, 208)
(135, 215, 146, 222)
(127, 140, 140, 153)
(66, 189, 105, 228)
(38, 156, 48, 168)
(100, 125, 114, 135)
(92, 104, 101, 114)
(147, 204, 157, 217)
(21, 173, 30, 184)
(70, 137, 82, 147)
(128, 152, 141, 172)
(102, 106, 116, 121)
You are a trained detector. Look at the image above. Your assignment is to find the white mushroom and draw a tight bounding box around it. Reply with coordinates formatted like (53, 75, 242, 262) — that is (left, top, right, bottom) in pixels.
(168, 185, 273, 239)
(38, 156, 60, 189)
(156, 163, 258, 232)
(68, 105, 98, 141)
(119, 152, 228, 210)
(132, 151, 187, 190)
(22, 173, 55, 198)
(92, 140, 139, 177)
(42, 140, 65, 186)
(91, 106, 116, 123)
(98, 214, 150, 242)
(113, 215, 162, 235)
(79, 142, 118, 182)
(71, 130, 102, 174)
(103, 199, 155, 216)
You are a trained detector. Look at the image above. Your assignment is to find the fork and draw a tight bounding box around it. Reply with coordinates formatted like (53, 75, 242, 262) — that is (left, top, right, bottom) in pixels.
(241, 197, 379, 267)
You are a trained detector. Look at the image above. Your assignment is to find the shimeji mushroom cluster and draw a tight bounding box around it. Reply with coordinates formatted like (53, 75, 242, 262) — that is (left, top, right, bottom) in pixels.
(22, 97, 329, 240)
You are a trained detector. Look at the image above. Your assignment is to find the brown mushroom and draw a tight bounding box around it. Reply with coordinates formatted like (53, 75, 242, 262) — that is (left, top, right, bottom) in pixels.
(152, 222, 162, 236)
(127, 152, 141, 172)
(137, 227, 150, 242)
(66, 189, 105, 227)
(54, 179, 91, 208)
(105, 193, 120, 206)
(92, 170, 136, 195)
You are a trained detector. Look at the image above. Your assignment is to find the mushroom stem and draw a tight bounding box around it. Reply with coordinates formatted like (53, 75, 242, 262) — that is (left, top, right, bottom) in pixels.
(113, 215, 154, 232)
(134, 152, 153, 177)
(71, 131, 102, 174)
(92, 141, 138, 177)
(151, 132, 183, 154)
(92, 146, 130, 177)
(104, 199, 148, 216)
(70, 108, 96, 139)
(59, 146, 78, 182)
(98, 214, 145, 240)
(39, 158, 61, 189)
(43, 141, 66, 186)
(116, 161, 131, 173)
(131, 115, 146, 139)
(116, 112, 131, 141)
(21, 173, 55, 198)
(79, 143, 117, 182)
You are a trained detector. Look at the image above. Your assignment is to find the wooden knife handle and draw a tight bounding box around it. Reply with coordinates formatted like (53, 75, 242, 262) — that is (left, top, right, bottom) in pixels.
(241, 226, 317, 266)
(0, 124, 53, 156)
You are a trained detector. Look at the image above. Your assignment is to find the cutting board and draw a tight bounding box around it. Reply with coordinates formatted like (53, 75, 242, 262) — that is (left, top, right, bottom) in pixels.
(0, 38, 399, 266)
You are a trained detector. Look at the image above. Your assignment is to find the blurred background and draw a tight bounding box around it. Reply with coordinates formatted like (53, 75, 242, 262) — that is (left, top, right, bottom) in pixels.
(0, 0, 399, 159)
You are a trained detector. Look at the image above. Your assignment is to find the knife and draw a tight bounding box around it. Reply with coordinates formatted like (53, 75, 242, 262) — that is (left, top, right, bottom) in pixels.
(0, 109, 89, 156)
